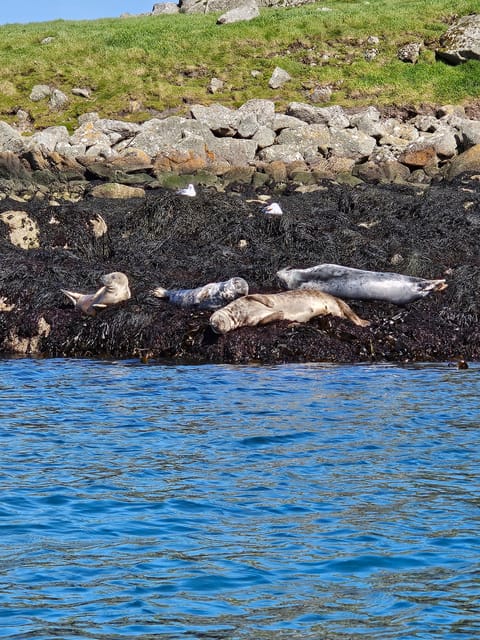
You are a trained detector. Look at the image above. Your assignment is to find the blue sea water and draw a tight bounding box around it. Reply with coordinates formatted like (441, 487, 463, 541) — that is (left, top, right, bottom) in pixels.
(0, 358, 479, 639)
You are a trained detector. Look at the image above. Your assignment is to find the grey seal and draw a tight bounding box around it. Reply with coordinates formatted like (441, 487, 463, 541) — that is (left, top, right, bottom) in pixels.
(151, 277, 249, 310)
(209, 289, 370, 334)
(61, 271, 131, 316)
(276, 264, 448, 305)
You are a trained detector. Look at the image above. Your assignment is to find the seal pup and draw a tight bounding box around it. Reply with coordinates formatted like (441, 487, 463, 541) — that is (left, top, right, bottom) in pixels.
(209, 289, 370, 334)
(61, 271, 131, 316)
(276, 264, 448, 306)
(262, 202, 283, 216)
(151, 277, 249, 310)
(176, 183, 196, 197)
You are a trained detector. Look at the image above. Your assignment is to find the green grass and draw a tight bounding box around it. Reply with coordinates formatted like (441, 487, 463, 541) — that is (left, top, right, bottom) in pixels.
(0, 0, 478, 130)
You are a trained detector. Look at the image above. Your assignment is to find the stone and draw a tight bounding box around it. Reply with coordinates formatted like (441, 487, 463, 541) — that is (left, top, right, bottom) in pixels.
(152, 2, 180, 13)
(259, 144, 304, 163)
(0, 210, 40, 249)
(70, 122, 111, 149)
(276, 123, 331, 157)
(206, 138, 257, 166)
(29, 84, 52, 101)
(208, 77, 224, 93)
(349, 107, 385, 138)
(398, 146, 437, 168)
(252, 126, 276, 149)
(309, 86, 332, 103)
(238, 99, 276, 128)
(264, 160, 287, 183)
(397, 42, 422, 63)
(329, 127, 377, 160)
(454, 119, 480, 146)
(436, 14, 480, 64)
(364, 48, 378, 61)
(268, 66, 291, 89)
(272, 113, 305, 131)
(49, 89, 69, 111)
(286, 102, 349, 128)
(30, 126, 70, 153)
(447, 144, 480, 180)
(112, 148, 153, 172)
(217, 1, 260, 24)
(190, 104, 237, 136)
(72, 87, 92, 98)
(0, 122, 26, 154)
(89, 183, 145, 198)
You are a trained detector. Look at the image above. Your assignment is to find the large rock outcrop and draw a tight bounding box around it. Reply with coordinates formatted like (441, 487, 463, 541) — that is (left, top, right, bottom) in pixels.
(436, 14, 480, 64)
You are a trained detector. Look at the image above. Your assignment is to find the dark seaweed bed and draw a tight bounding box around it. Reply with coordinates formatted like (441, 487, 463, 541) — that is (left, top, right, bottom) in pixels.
(1, 173, 479, 364)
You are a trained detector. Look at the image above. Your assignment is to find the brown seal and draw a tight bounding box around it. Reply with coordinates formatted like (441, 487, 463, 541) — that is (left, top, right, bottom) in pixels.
(209, 289, 370, 334)
(61, 271, 131, 316)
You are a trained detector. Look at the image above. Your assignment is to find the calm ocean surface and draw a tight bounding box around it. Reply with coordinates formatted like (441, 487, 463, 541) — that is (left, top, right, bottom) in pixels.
(0, 358, 479, 639)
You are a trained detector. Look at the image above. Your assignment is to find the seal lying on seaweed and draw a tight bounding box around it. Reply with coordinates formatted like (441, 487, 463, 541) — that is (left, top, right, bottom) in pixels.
(277, 264, 447, 305)
(61, 271, 131, 316)
(209, 289, 370, 334)
(151, 277, 249, 310)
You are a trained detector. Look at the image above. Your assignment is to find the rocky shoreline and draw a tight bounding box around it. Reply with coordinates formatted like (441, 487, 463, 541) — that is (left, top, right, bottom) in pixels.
(2, 99, 480, 206)
(0, 156, 479, 363)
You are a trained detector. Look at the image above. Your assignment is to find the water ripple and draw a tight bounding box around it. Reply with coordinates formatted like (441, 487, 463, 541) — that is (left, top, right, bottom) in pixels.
(0, 359, 479, 638)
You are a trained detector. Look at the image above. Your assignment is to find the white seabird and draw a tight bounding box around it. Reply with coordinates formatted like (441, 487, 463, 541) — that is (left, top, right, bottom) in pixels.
(262, 202, 283, 216)
(176, 183, 196, 197)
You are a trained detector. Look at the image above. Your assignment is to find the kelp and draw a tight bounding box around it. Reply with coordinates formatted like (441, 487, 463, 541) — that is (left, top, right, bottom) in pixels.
(0, 174, 479, 363)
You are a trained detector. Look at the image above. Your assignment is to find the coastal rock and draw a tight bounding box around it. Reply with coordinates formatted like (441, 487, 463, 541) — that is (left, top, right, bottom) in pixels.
(89, 183, 145, 198)
(436, 13, 480, 64)
(0, 122, 26, 154)
(207, 138, 258, 165)
(447, 144, 480, 179)
(190, 104, 237, 136)
(30, 126, 70, 153)
(286, 102, 350, 128)
(329, 127, 376, 160)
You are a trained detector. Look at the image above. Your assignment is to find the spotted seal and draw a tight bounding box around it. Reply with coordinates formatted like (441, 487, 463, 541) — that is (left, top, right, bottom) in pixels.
(209, 289, 370, 334)
(276, 264, 447, 305)
(61, 271, 131, 316)
(151, 277, 249, 310)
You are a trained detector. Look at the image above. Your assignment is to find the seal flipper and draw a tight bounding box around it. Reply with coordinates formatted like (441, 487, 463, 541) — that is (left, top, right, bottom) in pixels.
(61, 289, 81, 305)
(256, 311, 285, 325)
(247, 293, 276, 308)
(150, 287, 169, 299)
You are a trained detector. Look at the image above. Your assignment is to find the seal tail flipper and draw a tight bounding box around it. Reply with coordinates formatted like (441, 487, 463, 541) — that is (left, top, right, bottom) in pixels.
(61, 289, 82, 305)
(429, 279, 448, 293)
(150, 287, 169, 299)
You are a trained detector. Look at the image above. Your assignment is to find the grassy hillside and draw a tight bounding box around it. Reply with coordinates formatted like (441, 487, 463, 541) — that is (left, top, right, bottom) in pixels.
(0, 0, 478, 130)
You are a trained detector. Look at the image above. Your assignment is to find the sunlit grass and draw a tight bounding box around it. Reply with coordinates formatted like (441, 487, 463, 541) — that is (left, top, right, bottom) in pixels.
(0, 0, 477, 129)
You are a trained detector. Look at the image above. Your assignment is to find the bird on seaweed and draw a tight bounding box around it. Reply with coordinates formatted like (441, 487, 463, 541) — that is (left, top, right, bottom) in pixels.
(176, 183, 196, 197)
(262, 202, 283, 216)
